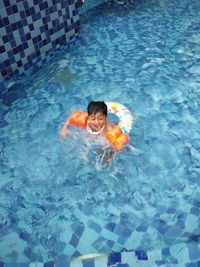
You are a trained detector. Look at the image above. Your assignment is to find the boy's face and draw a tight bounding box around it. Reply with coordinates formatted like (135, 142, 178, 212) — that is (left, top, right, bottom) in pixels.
(87, 112, 106, 132)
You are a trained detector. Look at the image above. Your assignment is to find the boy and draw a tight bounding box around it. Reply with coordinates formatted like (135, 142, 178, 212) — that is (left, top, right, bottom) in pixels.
(60, 101, 114, 139)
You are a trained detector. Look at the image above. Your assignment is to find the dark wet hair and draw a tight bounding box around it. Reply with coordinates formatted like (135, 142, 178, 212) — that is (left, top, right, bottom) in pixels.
(87, 101, 107, 116)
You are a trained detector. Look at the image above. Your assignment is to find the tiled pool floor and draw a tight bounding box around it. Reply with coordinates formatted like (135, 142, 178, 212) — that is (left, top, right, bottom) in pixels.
(1, 241, 200, 267)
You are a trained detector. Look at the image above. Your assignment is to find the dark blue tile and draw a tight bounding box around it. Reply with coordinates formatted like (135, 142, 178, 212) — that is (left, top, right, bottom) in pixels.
(162, 247, 170, 257)
(188, 243, 200, 261)
(69, 234, 79, 248)
(120, 212, 129, 222)
(135, 250, 148, 260)
(19, 230, 32, 242)
(88, 220, 101, 233)
(24, 247, 42, 261)
(191, 234, 199, 242)
(193, 197, 200, 207)
(44, 262, 55, 267)
(57, 262, 70, 267)
(123, 228, 132, 237)
(176, 219, 185, 229)
(23, 1, 29, 9)
(0, 84, 7, 96)
(20, 11, 26, 19)
(105, 222, 116, 232)
(2, 35, 9, 43)
(107, 240, 115, 248)
(12, 5, 18, 14)
(114, 264, 129, 267)
(3, 0, 11, 7)
(72, 251, 81, 258)
(0, 46, 6, 53)
(185, 262, 199, 267)
(108, 252, 121, 266)
(190, 207, 200, 215)
(11, 40, 17, 48)
(155, 260, 167, 265)
(5, 264, 18, 267)
(0, 262, 5, 267)
(136, 223, 148, 232)
(6, 6, 13, 15)
(18, 264, 29, 267)
(82, 259, 95, 267)
(22, 18, 28, 26)
(3, 17, 9, 26)
(114, 224, 125, 236)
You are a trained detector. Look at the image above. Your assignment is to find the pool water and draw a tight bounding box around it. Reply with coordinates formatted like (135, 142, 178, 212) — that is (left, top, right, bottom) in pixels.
(0, 0, 200, 264)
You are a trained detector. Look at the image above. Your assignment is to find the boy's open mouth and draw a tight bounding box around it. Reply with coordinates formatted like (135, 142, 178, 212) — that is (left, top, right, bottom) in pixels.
(87, 124, 105, 135)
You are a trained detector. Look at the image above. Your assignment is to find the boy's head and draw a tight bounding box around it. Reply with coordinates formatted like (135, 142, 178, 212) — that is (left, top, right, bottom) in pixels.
(87, 101, 107, 117)
(87, 101, 107, 133)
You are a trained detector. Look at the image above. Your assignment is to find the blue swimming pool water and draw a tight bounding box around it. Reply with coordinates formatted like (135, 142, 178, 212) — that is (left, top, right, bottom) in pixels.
(0, 0, 200, 264)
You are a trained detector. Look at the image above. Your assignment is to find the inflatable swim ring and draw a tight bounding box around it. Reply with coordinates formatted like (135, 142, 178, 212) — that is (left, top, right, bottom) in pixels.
(105, 102, 133, 134)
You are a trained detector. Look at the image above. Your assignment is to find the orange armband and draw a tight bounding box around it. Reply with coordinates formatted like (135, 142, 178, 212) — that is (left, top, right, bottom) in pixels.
(106, 126, 130, 150)
(67, 111, 88, 128)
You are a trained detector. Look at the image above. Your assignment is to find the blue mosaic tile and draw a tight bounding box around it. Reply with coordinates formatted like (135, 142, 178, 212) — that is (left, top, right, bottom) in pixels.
(166, 207, 176, 214)
(136, 222, 148, 232)
(135, 250, 148, 260)
(122, 228, 132, 238)
(82, 259, 95, 267)
(44, 262, 55, 267)
(120, 212, 129, 223)
(105, 222, 116, 232)
(88, 220, 102, 233)
(75, 223, 85, 237)
(162, 247, 170, 258)
(72, 250, 81, 258)
(190, 207, 200, 216)
(114, 264, 130, 267)
(176, 219, 185, 229)
(107, 240, 115, 248)
(57, 261, 70, 267)
(107, 252, 121, 266)
(185, 262, 200, 267)
(187, 243, 200, 261)
(0, 81, 7, 93)
(155, 259, 168, 266)
(114, 224, 126, 236)
(19, 230, 32, 242)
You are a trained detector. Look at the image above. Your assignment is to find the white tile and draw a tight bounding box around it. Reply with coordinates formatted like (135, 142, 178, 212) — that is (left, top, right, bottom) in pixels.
(95, 255, 108, 267)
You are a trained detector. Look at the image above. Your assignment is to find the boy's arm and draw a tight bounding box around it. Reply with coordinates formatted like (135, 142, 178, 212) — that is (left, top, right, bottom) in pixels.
(60, 120, 70, 140)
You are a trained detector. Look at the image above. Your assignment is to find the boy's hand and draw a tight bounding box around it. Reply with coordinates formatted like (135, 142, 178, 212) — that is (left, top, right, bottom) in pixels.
(60, 127, 69, 140)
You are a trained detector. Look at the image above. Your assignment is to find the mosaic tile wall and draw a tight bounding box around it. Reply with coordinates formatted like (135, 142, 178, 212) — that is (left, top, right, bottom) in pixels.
(0, 0, 79, 81)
